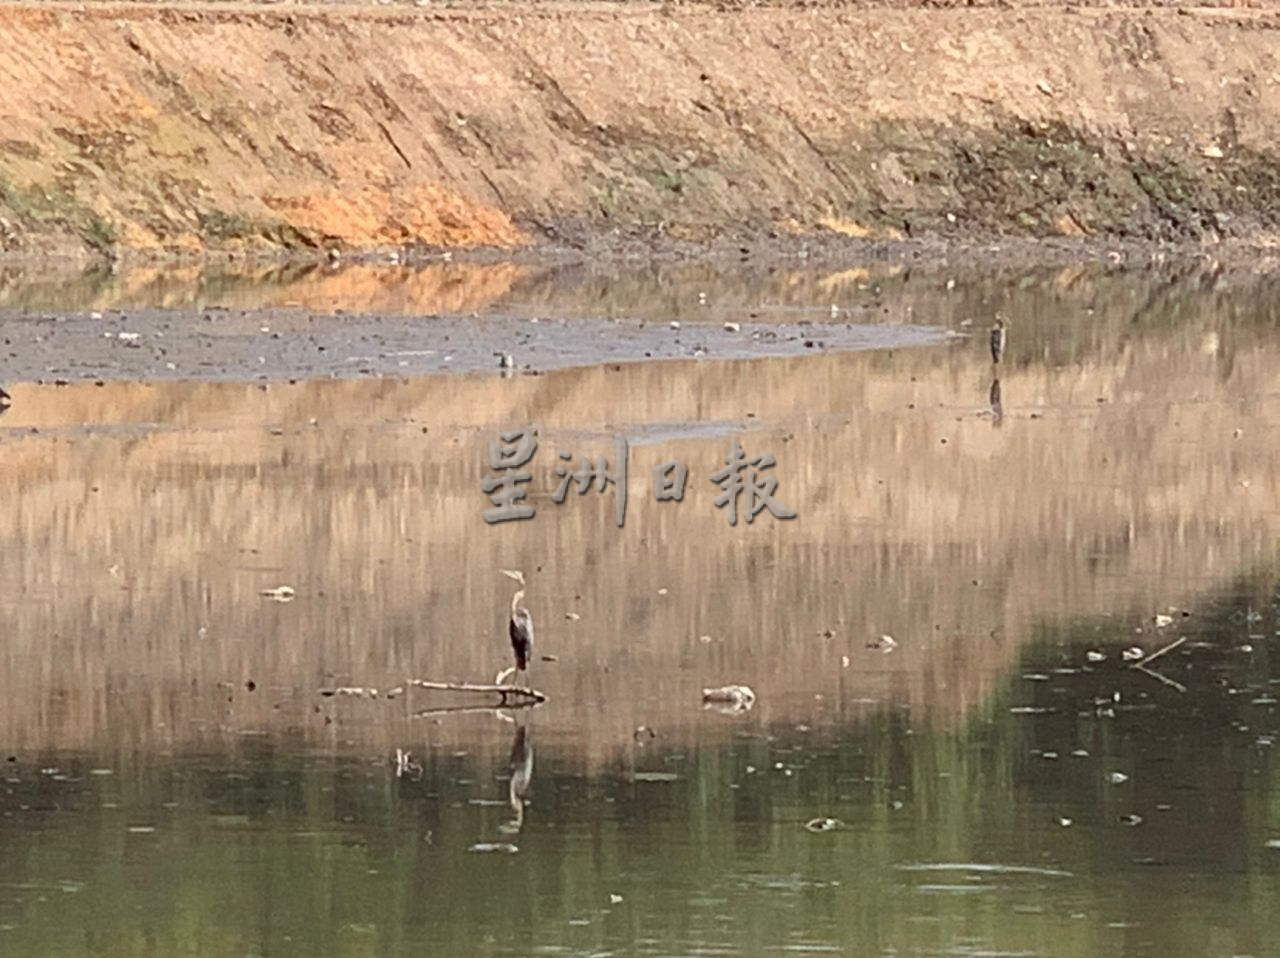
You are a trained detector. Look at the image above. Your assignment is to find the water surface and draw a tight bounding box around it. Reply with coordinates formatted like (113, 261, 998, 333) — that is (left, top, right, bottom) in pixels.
(1, 260, 1279, 957)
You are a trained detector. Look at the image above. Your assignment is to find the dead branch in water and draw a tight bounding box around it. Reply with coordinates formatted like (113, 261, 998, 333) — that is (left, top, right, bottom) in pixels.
(1134, 635, 1187, 669)
(408, 679, 547, 705)
(1133, 664, 1187, 693)
(411, 703, 539, 719)
(1129, 635, 1189, 693)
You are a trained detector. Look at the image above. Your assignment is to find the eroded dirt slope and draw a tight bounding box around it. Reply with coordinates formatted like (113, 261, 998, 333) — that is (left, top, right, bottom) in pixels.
(2, 1, 1280, 257)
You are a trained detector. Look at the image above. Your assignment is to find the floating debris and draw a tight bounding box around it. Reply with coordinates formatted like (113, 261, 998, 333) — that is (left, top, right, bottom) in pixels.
(1108, 771, 1130, 784)
(319, 686, 379, 699)
(469, 843, 519, 854)
(260, 585, 296, 602)
(394, 749, 422, 779)
(805, 817, 842, 833)
(867, 634, 898, 653)
(1086, 650, 1106, 663)
(609, 894, 624, 904)
(564, 612, 580, 621)
(723, 322, 741, 333)
(1119, 814, 1144, 827)
(1154, 613, 1174, 629)
(702, 685, 756, 714)
(1122, 647, 1144, 662)
(630, 771, 680, 783)
(1058, 817, 1074, 828)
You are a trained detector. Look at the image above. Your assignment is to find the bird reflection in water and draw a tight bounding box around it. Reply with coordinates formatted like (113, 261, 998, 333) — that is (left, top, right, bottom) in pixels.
(989, 377, 1004, 426)
(498, 723, 534, 836)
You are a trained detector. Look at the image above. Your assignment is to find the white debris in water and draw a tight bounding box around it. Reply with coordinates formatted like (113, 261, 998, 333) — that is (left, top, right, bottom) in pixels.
(723, 322, 741, 333)
(867, 634, 898, 653)
(669, 321, 681, 330)
(805, 817, 842, 833)
(702, 685, 756, 714)
(609, 894, 624, 904)
(1122, 646, 1144, 661)
(1086, 650, 1106, 662)
(469, 843, 518, 854)
(260, 585, 296, 602)
(1154, 613, 1174, 628)
(1108, 771, 1130, 784)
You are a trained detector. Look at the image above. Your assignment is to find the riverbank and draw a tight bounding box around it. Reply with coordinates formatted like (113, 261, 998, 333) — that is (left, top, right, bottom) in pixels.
(3, 1, 1280, 261)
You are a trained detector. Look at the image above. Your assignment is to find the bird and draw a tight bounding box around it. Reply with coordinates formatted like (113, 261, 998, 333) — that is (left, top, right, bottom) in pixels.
(499, 569, 533, 685)
(990, 317, 1007, 364)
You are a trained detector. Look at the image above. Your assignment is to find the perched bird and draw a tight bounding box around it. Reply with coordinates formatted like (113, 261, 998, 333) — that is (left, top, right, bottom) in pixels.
(510, 588, 534, 675)
(990, 317, 1007, 364)
(499, 570, 533, 684)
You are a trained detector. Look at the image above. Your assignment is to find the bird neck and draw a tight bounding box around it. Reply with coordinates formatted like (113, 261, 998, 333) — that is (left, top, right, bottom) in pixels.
(511, 589, 525, 615)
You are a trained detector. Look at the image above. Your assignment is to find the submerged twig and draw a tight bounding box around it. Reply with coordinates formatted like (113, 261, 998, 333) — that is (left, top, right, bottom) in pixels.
(412, 703, 539, 719)
(408, 678, 547, 704)
(1133, 664, 1187, 693)
(1134, 635, 1187, 669)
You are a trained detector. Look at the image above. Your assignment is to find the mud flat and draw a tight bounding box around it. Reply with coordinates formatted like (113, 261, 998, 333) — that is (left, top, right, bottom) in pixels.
(3, 1, 1280, 260)
(0, 307, 948, 381)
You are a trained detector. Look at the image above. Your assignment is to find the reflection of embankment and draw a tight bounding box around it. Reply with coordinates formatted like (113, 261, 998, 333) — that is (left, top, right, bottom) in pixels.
(4, 261, 1279, 366)
(1, 312, 1277, 760)
(0, 260, 532, 314)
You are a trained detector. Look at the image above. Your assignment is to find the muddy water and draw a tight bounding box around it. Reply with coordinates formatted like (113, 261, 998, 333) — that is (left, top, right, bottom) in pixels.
(2, 261, 1280, 957)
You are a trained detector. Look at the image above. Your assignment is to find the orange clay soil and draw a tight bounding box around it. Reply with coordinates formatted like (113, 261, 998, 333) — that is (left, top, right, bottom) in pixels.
(3, 1, 1280, 258)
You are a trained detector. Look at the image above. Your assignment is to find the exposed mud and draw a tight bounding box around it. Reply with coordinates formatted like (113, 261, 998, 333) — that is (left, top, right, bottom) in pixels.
(3, 1, 1280, 260)
(0, 307, 949, 382)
